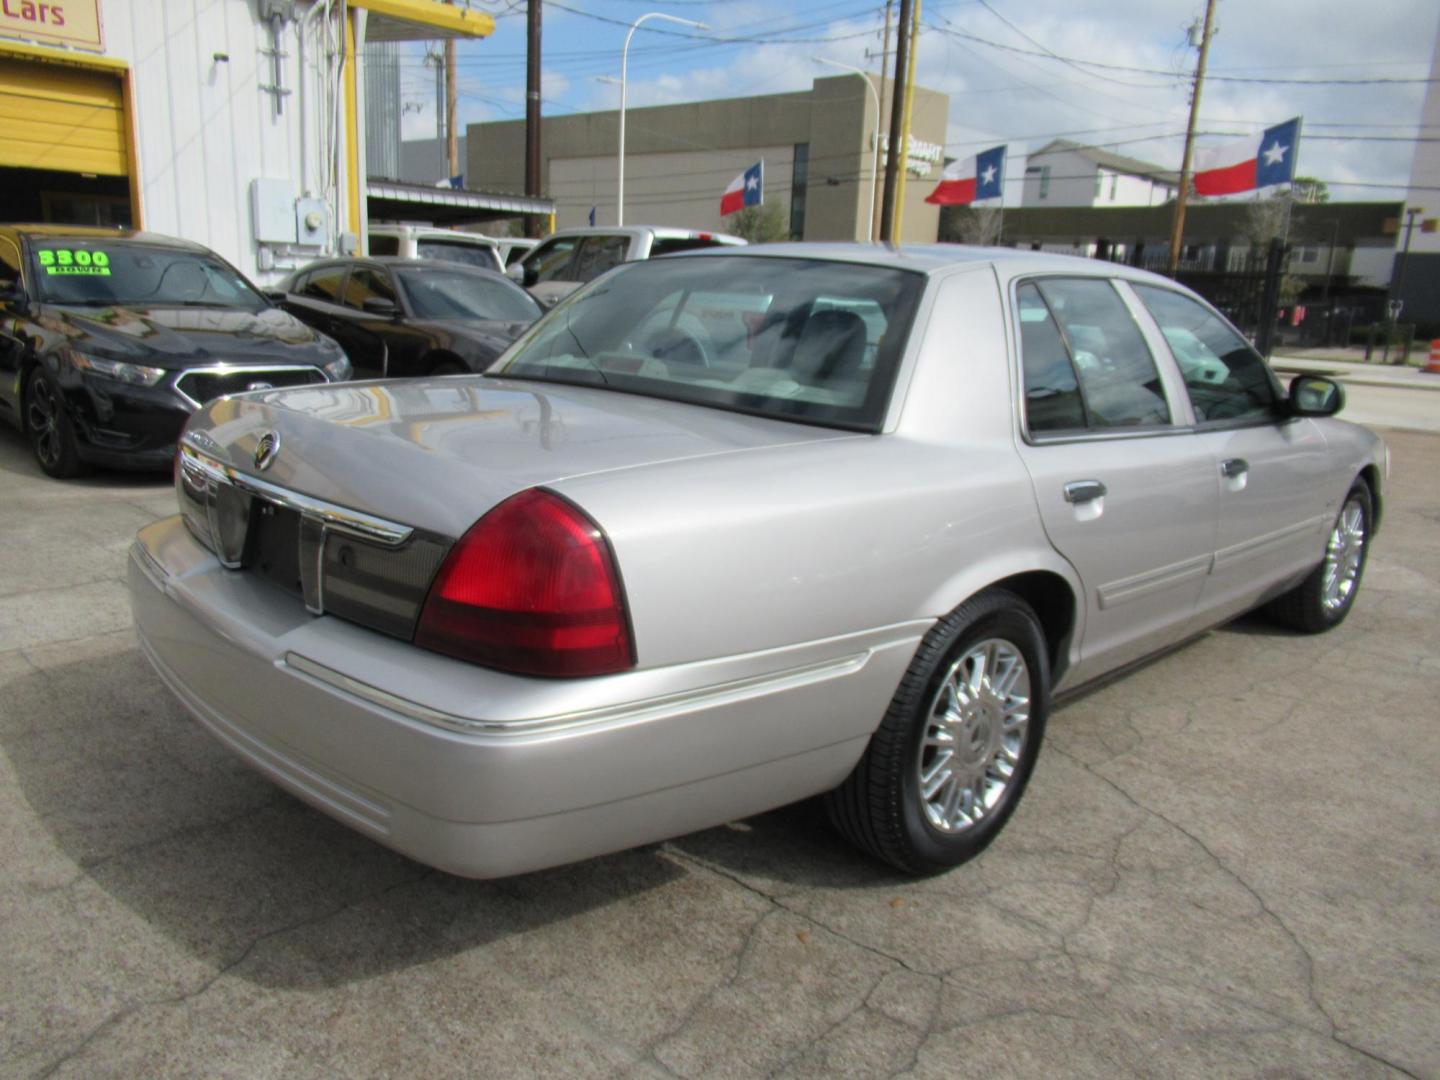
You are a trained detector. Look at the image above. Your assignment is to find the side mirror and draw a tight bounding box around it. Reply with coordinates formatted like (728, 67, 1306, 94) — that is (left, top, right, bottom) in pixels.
(362, 296, 399, 318)
(263, 289, 287, 304)
(1288, 374, 1345, 418)
(505, 262, 525, 284)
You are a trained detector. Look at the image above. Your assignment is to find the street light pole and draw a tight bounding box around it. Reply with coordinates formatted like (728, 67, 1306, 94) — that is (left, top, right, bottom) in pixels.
(618, 12, 707, 226)
(815, 58, 880, 242)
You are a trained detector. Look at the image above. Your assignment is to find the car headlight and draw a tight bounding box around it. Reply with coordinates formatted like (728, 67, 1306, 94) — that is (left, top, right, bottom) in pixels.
(322, 354, 352, 382)
(71, 352, 168, 386)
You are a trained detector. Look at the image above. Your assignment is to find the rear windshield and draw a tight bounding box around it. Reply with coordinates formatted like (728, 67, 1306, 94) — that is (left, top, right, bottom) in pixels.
(398, 267, 542, 322)
(491, 256, 924, 432)
(415, 238, 502, 271)
(30, 240, 267, 310)
(651, 236, 733, 258)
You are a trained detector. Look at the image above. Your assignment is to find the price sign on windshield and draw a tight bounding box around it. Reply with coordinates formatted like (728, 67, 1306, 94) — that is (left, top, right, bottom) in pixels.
(37, 249, 111, 276)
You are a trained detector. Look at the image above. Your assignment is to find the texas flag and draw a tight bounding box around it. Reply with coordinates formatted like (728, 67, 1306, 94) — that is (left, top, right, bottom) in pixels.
(1194, 118, 1301, 197)
(720, 161, 763, 216)
(925, 145, 1006, 206)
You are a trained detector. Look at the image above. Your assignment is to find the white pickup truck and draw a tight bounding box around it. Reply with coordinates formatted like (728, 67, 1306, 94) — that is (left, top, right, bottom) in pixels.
(510, 225, 745, 307)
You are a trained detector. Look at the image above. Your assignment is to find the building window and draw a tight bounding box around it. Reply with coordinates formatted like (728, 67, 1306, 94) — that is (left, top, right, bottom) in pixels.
(1039, 166, 1051, 200)
(790, 143, 809, 239)
(1095, 171, 1105, 199)
(1110, 174, 1119, 200)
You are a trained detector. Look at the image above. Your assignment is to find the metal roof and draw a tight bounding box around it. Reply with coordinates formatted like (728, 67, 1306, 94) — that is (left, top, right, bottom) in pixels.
(1029, 139, 1180, 187)
(365, 180, 554, 219)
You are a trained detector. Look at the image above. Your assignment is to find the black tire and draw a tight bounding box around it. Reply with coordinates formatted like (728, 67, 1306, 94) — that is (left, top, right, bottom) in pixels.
(1264, 480, 1372, 633)
(430, 358, 469, 376)
(825, 589, 1050, 875)
(23, 368, 86, 479)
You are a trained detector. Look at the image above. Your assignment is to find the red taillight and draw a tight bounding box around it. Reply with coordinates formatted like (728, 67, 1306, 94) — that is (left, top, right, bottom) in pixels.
(414, 488, 635, 678)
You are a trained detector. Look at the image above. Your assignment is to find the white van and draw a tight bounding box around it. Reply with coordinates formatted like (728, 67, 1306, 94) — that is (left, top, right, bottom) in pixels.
(368, 225, 504, 272)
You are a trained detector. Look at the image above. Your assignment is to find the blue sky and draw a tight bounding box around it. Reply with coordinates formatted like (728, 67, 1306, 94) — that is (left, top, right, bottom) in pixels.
(397, 0, 1440, 203)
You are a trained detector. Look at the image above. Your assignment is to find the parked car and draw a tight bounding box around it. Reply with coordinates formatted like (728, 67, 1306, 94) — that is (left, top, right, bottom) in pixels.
(510, 225, 745, 307)
(367, 225, 504, 272)
(273, 258, 542, 377)
(130, 244, 1384, 880)
(0, 224, 350, 478)
(488, 236, 537, 267)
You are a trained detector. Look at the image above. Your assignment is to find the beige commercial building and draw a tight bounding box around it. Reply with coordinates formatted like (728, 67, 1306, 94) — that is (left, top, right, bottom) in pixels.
(467, 74, 950, 243)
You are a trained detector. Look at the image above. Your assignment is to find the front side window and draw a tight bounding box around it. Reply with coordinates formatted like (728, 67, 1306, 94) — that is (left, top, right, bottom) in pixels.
(0, 237, 22, 291)
(493, 256, 924, 432)
(571, 236, 628, 283)
(30, 241, 268, 310)
(1132, 284, 1278, 423)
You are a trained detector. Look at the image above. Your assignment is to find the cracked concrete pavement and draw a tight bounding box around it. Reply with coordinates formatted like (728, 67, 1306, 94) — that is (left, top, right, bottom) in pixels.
(1, 425, 1437, 1079)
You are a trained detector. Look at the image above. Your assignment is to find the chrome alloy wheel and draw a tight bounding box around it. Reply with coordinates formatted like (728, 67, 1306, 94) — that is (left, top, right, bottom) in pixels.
(1321, 496, 1366, 614)
(25, 375, 63, 471)
(915, 638, 1031, 834)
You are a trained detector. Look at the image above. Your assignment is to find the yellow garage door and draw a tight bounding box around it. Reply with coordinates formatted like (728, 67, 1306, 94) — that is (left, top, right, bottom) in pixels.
(0, 57, 127, 176)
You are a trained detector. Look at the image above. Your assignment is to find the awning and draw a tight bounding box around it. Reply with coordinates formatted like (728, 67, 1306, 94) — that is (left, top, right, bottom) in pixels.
(349, 0, 495, 42)
(366, 179, 554, 225)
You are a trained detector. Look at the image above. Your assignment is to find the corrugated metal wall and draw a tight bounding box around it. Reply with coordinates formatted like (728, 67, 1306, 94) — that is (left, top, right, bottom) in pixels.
(364, 41, 401, 182)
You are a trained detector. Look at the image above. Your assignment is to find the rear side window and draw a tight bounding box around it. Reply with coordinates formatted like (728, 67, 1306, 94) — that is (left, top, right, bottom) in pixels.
(416, 238, 502, 271)
(1131, 284, 1278, 423)
(1028, 278, 1171, 429)
(1016, 283, 1085, 432)
(368, 234, 400, 256)
(342, 268, 397, 310)
(300, 267, 347, 303)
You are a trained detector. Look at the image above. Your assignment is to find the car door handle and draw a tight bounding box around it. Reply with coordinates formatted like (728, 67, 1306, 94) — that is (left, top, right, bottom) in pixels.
(1063, 480, 1107, 504)
(1221, 458, 1249, 478)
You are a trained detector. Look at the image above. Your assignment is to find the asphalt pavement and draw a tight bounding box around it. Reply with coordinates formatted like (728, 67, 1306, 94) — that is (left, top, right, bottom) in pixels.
(1, 422, 1437, 1078)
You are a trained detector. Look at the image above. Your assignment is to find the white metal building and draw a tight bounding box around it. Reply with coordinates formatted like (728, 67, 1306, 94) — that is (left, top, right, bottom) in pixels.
(0, 0, 544, 284)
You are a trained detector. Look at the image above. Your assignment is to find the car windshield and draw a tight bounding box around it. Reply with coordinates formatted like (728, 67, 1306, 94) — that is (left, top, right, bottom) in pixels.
(491, 256, 924, 432)
(30, 240, 267, 310)
(399, 267, 543, 322)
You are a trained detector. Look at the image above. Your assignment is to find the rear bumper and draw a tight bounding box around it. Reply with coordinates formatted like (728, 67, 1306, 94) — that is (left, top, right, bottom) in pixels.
(129, 516, 921, 878)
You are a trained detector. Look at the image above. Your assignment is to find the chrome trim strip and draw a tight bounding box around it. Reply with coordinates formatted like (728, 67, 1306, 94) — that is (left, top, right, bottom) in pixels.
(1212, 515, 1328, 573)
(174, 364, 327, 410)
(282, 650, 873, 738)
(1098, 553, 1213, 609)
(178, 443, 413, 546)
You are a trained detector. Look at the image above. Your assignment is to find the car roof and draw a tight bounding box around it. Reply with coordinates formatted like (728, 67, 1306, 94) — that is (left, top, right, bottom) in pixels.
(285, 257, 513, 278)
(667, 241, 1186, 284)
(368, 225, 498, 245)
(0, 223, 211, 252)
(539, 225, 746, 244)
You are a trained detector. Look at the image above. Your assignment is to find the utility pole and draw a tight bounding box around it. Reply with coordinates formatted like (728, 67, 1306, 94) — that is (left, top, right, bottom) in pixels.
(891, 0, 920, 243)
(872, 0, 894, 242)
(445, 38, 458, 179)
(879, 0, 912, 243)
(1166, 0, 1217, 277)
(525, 0, 543, 236)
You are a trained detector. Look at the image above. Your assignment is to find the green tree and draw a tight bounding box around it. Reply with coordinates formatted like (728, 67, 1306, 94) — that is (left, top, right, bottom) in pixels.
(1292, 176, 1329, 204)
(725, 202, 789, 243)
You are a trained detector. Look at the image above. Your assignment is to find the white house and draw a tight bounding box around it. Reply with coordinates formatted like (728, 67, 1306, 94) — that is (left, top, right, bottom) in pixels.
(1021, 139, 1177, 209)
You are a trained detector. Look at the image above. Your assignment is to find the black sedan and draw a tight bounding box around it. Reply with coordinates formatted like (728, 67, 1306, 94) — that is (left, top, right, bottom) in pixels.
(0, 225, 351, 478)
(274, 258, 542, 378)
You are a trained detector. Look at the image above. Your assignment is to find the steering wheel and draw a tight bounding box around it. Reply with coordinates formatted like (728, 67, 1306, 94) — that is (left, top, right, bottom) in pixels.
(646, 326, 711, 368)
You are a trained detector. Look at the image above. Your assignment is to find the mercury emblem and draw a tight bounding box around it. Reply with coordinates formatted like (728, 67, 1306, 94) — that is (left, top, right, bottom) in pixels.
(254, 431, 280, 471)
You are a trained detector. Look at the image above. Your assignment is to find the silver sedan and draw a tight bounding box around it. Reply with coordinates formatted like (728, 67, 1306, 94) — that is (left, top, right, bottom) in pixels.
(129, 244, 1386, 879)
